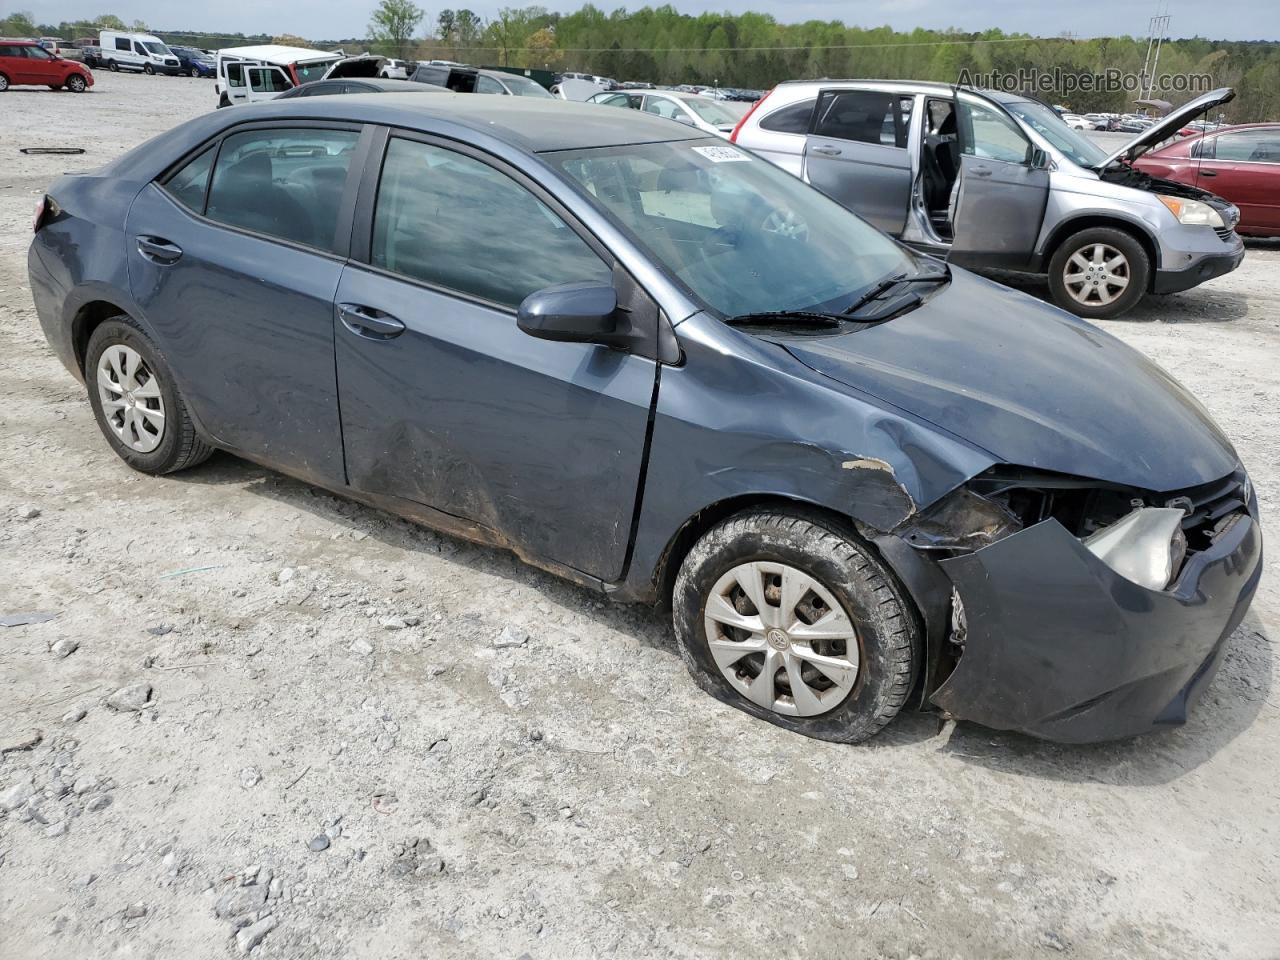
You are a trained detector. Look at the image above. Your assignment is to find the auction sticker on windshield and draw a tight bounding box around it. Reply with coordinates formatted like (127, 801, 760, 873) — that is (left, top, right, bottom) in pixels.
(692, 145, 751, 163)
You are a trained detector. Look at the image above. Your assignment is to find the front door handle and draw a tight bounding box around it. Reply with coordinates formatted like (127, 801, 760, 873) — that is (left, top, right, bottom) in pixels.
(136, 236, 183, 264)
(1199, 169, 1217, 177)
(812, 145, 842, 157)
(971, 167, 993, 178)
(338, 303, 406, 340)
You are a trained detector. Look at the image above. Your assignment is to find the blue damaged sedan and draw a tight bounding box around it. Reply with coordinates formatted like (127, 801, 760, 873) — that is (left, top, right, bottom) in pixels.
(29, 96, 1262, 744)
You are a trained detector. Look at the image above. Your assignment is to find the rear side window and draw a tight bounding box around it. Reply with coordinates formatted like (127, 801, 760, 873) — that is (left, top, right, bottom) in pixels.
(475, 75, 506, 95)
(759, 99, 815, 135)
(370, 137, 611, 308)
(1214, 130, 1280, 163)
(164, 145, 217, 212)
(813, 90, 908, 148)
(114, 38, 130, 51)
(204, 128, 360, 252)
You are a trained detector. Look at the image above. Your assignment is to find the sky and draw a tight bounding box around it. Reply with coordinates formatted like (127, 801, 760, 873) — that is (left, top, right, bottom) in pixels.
(14, 0, 1280, 42)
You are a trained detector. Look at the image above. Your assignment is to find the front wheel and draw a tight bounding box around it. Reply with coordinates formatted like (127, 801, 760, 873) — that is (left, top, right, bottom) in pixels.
(672, 509, 919, 743)
(0, 73, 9, 92)
(1047, 226, 1150, 319)
(66, 74, 87, 93)
(190, 67, 200, 77)
(143, 64, 155, 75)
(85, 316, 214, 475)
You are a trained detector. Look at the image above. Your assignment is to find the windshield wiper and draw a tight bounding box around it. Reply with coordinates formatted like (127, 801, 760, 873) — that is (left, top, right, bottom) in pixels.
(843, 266, 950, 316)
(726, 310, 844, 328)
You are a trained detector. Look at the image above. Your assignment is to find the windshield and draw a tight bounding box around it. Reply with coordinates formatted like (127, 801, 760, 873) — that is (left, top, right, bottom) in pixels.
(1003, 100, 1111, 168)
(142, 41, 170, 56)
(549, 140, 916, 318)
(681, 97, 739, 126)
(501, 74, 553, 98)
(295, 59, 337, 84)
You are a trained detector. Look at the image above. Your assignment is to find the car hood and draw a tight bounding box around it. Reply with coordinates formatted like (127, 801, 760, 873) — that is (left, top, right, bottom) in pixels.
(774, 270, 1237, 493)
(1096, 87, 1235, 168)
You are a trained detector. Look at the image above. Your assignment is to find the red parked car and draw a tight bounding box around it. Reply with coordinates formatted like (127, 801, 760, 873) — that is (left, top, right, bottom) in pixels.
(1136, 123, 1280, 237)
(0, 39, 94, 93)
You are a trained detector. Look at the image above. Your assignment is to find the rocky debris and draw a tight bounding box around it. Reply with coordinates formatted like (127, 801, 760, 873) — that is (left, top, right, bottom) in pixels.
(105, 683, 154, 712)
(144, 624, 173, 637)
(238, 767, 262, 789)
(308, 834, 330, 852)
(0, 780, 35, 812)
(122, 902, 147, 920)
(493, 625, 529, 649)
(18, 504, 41, 519)
(235, 914, 277, 955)
(216, 881, 270, 922)
(61, 708, 87, 724)
(85, 794, 112, 813)
(379, 616, 407, 631)
(349, 638, 374, 656)
(50, 638, 80, 659)
(277, 567, 294, 584)
(388, 836, 446, 880)
(1, 730, 42, 755)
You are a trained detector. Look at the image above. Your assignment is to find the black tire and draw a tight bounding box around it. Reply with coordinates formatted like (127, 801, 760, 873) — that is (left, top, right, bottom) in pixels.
(1047, 226, 1150, 320)
(672, 509, 919, 743)
(108, 60, 118, 72)
(67, 74, 87, 93)
(0, 73, 9, 92)
(85, 316, 214, 475)
(143, 63, 154, 75)
(48, 84, 61, 90)
(190, 67, 200, 77)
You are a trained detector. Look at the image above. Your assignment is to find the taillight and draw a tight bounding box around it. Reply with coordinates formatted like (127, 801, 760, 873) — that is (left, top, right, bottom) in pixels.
(730, 87, 773, 143)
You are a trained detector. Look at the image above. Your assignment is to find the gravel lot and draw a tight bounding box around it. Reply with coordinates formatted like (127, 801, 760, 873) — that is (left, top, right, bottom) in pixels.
(2, 72, 1278, 960)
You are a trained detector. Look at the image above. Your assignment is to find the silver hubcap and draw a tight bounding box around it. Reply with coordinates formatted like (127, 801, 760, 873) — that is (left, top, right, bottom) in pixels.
(704, 561, 860, 717)
(97, 345, 166, 453)
(1063, 242, 1130, 306)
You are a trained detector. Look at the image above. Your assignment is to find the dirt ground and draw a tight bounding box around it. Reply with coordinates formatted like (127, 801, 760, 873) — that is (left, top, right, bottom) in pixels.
(1, 72, 1278, 960)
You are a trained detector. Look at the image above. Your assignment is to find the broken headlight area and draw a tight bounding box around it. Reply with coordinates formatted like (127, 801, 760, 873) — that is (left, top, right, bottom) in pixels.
(900, 466, 1252, 594)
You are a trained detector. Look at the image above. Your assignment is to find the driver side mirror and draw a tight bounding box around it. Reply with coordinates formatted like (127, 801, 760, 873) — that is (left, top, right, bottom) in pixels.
(518, 281, 624, 347)
(1029, 146, 1051, 170)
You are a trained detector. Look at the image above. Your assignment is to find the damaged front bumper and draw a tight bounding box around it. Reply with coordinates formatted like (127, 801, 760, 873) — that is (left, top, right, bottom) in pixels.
(930, 507, 1262, 743)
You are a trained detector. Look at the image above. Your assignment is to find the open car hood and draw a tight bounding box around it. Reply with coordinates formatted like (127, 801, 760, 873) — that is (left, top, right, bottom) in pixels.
(774, 270, 1237, 493)
(1096, 87, 1235, 168)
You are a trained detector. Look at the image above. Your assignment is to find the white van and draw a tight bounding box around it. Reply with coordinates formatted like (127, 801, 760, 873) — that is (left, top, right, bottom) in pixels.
(98, 31, 181, 74)
(215, 44, 343, 107)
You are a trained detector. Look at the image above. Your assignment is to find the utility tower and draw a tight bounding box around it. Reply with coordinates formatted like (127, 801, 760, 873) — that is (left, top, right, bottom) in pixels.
(1140, 1, 1171, 103)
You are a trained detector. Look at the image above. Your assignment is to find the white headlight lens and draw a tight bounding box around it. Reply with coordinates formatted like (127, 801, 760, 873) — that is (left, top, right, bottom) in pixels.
(1083, 507, 1187, 591)
(1157, 195, 1225, 229)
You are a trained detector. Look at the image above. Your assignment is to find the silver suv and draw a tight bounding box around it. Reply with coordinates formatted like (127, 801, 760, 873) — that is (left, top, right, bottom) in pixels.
(733, 81, 1244, 318)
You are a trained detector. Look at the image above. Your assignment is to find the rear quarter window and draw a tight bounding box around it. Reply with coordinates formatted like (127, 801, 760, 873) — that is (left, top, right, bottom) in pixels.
(162, 145, 217, 213)
(759, 99, 816, 135)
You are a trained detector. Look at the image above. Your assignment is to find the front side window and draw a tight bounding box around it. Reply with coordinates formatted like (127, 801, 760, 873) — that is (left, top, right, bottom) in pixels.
(1002, 99, 1108, 168)
(475, 75, 506, 95)
(163, 145, 217, 212)
(1215, 130, 1280, 163)
(683, 98, 739, 126)
(551, 139, 914, 319)
(371, 138, 611, 308)
(501, 74, 553, 98)
(205, 128, 359, 252)
(643, 96, 682, 120)
(960, 100, 1031, 164)
(26, 45, 53, 59)
(813, 90, 906, 148)
(225, 62, 244, 88)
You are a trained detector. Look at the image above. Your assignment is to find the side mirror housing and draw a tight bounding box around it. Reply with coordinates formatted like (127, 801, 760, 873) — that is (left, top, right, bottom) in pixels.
(1029, 146, 1051, 170)
(517, 281, 623, 346)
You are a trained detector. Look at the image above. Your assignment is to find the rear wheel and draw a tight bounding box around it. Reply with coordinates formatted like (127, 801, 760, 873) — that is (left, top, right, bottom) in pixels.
(190, 66, 200, 78)
(0, 73, 9, 92)
(672, 509, 919, 743)
(1048, 226, 1149, 319)
(85, 316, 214, 475)
(108, 60, 118, 71)
(66, 74, 87, 93)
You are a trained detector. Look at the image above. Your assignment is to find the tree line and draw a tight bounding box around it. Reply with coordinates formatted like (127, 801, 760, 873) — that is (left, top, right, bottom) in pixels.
(4, 4, 1278, 120)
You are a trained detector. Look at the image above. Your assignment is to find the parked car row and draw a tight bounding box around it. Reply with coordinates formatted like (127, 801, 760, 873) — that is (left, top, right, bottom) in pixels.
(29, 94, 1263, 747)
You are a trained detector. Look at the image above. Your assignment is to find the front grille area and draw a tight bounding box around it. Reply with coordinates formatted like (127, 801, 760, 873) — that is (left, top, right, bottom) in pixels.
(1215, 225, 1235, 243)
(1166, 470, 1250, 554)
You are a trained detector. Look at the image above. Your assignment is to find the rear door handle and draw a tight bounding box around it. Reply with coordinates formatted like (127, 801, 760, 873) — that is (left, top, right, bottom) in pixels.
(338, 303, 406, 340)
(812, 146, 842, 157)
(136, 236, 183, 264)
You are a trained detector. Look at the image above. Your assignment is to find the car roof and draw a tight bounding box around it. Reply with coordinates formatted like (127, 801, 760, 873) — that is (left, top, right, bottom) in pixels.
(341, 78, 441, 92)
(217, 44, 341, 63)
(233, 93, 705, 152)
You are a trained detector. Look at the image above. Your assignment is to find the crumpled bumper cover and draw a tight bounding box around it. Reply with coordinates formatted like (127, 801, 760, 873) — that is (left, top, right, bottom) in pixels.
(931, 511, 1262, 743)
